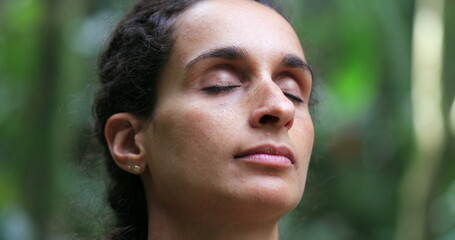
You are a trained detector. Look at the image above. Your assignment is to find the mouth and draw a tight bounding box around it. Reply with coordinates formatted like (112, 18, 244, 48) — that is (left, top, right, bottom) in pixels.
(233, 144, 295, 168)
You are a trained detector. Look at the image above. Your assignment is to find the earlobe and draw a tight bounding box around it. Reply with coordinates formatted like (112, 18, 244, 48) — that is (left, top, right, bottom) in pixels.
(104, 113, 147, 174)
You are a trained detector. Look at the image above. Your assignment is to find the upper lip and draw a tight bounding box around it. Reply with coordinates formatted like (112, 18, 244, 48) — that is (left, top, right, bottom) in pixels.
(234, 144, 295, 164)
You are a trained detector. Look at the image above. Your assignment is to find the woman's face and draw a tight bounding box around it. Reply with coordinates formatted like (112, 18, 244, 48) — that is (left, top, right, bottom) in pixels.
(140, 0, 314, 222)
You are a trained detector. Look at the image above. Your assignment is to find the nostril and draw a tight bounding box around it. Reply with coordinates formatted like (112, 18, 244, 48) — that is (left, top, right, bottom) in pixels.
(259, 115, 279, 125)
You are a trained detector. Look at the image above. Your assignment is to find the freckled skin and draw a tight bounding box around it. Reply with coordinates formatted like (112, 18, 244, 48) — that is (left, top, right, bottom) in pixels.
(138, 0, 314, 238)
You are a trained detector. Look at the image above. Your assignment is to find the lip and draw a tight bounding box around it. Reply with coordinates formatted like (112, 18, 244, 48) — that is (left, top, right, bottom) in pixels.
(234, 144, 295, 168)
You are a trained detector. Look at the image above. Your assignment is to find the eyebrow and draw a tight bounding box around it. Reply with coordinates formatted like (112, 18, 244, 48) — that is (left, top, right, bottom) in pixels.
(185, 46, 247, 69)
(281, 54, 314, 78)
(185, 46, 314, 79)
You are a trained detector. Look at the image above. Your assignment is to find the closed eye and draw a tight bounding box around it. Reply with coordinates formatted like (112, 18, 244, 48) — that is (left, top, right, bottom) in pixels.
(284, 92, 303, 103)
(202, 85, 240, 94)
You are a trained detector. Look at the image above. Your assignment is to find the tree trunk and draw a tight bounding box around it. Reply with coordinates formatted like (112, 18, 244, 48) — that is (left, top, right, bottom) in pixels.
(20, 0, 60, 238)
(396, 0, 446, 239)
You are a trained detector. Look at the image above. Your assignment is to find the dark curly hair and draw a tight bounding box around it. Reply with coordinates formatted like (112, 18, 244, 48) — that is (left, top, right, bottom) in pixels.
(93, 0, 285, 239)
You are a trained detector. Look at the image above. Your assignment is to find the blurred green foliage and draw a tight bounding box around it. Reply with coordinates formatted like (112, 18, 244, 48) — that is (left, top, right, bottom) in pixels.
(0, 0, 454, 239)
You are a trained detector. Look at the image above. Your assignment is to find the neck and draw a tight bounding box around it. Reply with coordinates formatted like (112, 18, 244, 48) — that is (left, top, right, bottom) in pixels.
(147, 202, 281, 240)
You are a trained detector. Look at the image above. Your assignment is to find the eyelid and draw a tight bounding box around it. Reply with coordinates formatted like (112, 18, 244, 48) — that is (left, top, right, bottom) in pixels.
(200, 65, 243, 85)
(276, 71, 304, 85)
(184, 62, 243, 88)
(275, 71, 302, 89)
(275, 71, 311, 103)
(201, 63, 244, 77)
(284, 92, 304, 103)
(202, 85, 241, 94)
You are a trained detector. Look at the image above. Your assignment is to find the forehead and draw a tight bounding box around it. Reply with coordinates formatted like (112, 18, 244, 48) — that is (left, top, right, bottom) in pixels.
(171, 0, 305, 65)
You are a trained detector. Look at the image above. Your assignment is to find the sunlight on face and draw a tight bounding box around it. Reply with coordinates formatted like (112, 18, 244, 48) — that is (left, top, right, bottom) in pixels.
(141, 0, 314, 224)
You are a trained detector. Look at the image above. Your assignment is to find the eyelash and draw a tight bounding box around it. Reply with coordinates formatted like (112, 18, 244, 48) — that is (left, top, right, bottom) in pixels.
(203, 85, 303, 103)
(284, 93, 304, 103)
(202, 86, 240, 94)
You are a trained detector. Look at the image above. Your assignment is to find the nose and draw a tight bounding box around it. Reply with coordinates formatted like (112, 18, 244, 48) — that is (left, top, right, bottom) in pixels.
(248, 81, 295, 130)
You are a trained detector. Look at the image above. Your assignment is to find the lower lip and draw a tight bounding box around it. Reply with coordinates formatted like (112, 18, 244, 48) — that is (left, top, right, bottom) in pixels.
(235, 154, 292, 168)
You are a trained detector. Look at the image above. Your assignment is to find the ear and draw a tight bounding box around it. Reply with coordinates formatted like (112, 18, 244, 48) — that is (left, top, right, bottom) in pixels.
(104, 113, 147, 175)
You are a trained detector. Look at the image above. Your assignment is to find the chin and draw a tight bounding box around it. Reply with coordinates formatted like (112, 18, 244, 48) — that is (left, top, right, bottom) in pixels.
(238, 176, 305, 216)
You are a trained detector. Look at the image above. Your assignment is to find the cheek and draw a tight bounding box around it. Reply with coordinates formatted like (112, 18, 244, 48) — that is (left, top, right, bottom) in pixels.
(146, 102, 238, 177)
(290, 114, 314, 164)
(144, 100, 247, 206)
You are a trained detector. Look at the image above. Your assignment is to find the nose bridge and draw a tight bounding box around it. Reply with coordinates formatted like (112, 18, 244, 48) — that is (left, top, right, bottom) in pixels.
(258, 80, 289, 106)
(249, 78, 296, 129)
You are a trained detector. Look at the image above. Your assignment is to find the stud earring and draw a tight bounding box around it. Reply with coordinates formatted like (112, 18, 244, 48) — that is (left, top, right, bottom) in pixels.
(128, 164, 141, 174)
